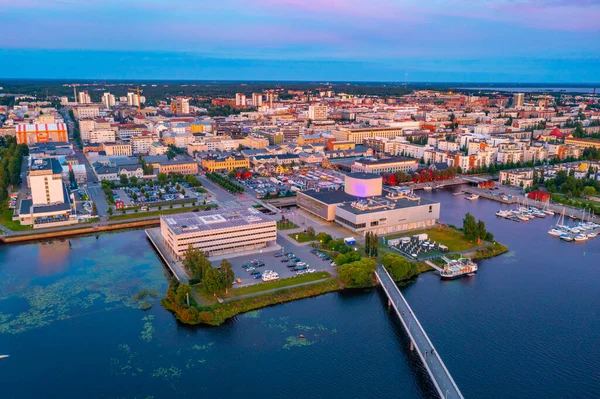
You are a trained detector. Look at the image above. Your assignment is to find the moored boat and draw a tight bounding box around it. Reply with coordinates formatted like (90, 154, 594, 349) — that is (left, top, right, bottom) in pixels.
(560, 233, 573, 242)
(574, 234, 588, 242)
(465, 194, 480, 201)
(440, 257, 478, 280)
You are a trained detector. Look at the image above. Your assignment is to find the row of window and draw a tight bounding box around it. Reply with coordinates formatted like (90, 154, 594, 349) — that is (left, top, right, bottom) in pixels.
(335, 215, 366, 229)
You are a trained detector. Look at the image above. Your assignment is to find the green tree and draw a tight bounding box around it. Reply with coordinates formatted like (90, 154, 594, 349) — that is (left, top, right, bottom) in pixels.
(157, 172, 168, 185)
(315, 232, 332, 244)
(338, 258, 377, 288)
(463, 213, 479, 241)
(107, 207, 113, 216)
(120, 174, 129, 185)
(306, 226, 315, 237)
(382, 253, 416, 281)
(203, 266, 223, 296)
(130, 176, 138, 185)
(583, 186, 596, 197)
(175, 283, 192, 307)
(335, 251, 362, 266)
(219, 259, 235, 294)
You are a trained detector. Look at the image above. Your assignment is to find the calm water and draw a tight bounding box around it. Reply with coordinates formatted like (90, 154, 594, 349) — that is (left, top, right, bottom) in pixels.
(0, 191, 599, 398)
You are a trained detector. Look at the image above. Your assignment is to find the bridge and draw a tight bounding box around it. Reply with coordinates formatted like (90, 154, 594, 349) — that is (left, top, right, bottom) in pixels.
(375, 264, 464, 399)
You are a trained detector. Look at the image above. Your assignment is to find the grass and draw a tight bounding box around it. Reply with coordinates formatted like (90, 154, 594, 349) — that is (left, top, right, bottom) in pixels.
(551, 193, 600, 213)
(276, 220, 299, 230)
(386, 226, 480, 253)
(226, 271, 331, 298)
(0, 208, 32, 231)
(288, 232, 314, 243)
(108, 204, 216, 220)
(472, 242, 509, 259)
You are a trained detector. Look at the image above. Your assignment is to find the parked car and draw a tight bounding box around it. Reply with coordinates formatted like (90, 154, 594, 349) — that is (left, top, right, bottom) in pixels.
(251, 270, 261, 275)
(274, 253, 283, 257)
(306, 268, 316, 273)
(253, 273, 262, 279)
(281, 259, 290, 263)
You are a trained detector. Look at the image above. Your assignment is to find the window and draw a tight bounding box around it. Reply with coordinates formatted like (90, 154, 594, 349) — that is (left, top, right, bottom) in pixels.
(429, 205, 433, 213)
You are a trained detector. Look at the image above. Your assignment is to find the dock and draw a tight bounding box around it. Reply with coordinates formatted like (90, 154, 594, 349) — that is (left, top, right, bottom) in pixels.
(375, 264, 464, 399)
(145, 227, 189, 282)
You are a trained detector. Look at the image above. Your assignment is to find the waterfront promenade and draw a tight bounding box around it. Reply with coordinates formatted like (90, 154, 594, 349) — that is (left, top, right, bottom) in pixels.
(375, 264, 463, 399)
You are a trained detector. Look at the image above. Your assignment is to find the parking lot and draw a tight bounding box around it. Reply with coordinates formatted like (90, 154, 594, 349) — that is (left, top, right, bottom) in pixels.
(216, 238, 337, 287)
(113, 181, 202, 208)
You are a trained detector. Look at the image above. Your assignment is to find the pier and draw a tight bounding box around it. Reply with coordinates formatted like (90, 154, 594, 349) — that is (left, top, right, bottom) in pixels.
(375, 264, 464, 399)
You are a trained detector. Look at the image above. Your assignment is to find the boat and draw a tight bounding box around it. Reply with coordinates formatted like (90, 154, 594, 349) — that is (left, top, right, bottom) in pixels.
(440, 257, 478, 280)
(423, 185, 433, 191)
(587, 232, 597, 238)
(574, 234, 588, 242)
(0, 355, 8, 360)
(496, 210, 509, 218)
(560, 233, 573, 242)
(517, 215, 530, 222)
(548, 228, 562, 237)
(465, 194, 480, 201)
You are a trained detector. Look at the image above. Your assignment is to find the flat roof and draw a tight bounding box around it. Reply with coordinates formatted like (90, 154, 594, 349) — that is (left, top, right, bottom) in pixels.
(346, 172, 381, 180)
(29, 158, 63, 174)
(162, 207, 274, 235)
(299, 189, 356, 205)
(337, 195, 438, 215)
(354, 156, 415, 165)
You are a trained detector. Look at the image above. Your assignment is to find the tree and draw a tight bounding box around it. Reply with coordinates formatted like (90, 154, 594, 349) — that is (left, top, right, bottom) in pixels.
(335, 251, 361, 266)
(219, 259, 235, 294)
(157, 172, 168, 185)
(338, 258, 377, 288)
(182, 245, 211, 281)
(107, 207, 113, 215)
(92, 202, 98, 216)
(315, 232, 332, 244)
(382, 253, 416, 281)
(203, 266, 223, 296)
(130, 176, 138, 185)
(583, 186, 596, 197)
(120, 174, 129, 185)
(463, 213, 479, 241)
(306, 226, 315, 237)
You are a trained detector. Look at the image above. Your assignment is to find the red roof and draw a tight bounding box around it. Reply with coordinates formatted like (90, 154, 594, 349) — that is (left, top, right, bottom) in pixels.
(549, 127, 568, 138)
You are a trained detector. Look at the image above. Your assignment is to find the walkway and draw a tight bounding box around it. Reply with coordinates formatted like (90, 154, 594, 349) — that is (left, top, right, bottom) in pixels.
(375, 264, 464, 399)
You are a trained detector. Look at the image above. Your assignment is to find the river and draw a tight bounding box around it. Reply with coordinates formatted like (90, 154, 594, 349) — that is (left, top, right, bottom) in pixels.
(0, 189, 599, 398)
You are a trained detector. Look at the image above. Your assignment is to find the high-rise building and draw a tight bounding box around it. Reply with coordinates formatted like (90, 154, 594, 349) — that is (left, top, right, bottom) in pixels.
(28, 158, 65, 205)
(308, 105, 328, 120)
(513, 93, 524, 108)
(102, 92, 116, 108)
(171, 98, 190, 115)
(252, 93, 263, 107)
(127, 92, 139, 107)
(235, 93, 247, 107)
(78, 91, 92, 104)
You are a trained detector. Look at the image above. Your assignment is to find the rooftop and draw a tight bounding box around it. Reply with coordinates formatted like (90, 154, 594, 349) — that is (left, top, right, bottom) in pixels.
(354, 156, 415, 165)
(162, 207, 274, 235)
(337, 195, 437, 215)
(299, 189, 356, 205)
(346, 172, 381, 180)
(29, 158, 63, 174)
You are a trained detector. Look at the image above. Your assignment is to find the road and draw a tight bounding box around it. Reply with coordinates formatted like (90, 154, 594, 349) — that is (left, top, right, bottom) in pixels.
(376, 264, 463, 399)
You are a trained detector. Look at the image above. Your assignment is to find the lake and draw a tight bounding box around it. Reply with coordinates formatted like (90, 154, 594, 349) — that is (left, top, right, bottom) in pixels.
(0, 189, 599, 398)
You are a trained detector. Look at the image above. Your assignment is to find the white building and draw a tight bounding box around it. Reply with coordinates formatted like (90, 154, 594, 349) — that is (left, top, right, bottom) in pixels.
(160, 208, 277, 258)
(235, 93, 246, 107)
(102, 92, 116, 108)
(252, 93, 263, 107)
(90, 129, 116, 144)
(78, 91, 91, 104)
(308, 105, 328, 120)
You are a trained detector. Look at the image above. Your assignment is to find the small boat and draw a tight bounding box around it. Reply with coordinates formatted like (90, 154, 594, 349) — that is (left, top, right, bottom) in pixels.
(543, 209, 555, 216)
(517, 215, 529, 222)
(467, 273, 476, 277)
(423, 186, 433, 191)
(574, 234, 588, 242)
(587, 232, 597, 238)
(0, 355, 8, 360)
(560, 234, 573, 242)
(548, 228, 562, 237)
(465, 194, 480, 201)
(496, 210, 509, 218)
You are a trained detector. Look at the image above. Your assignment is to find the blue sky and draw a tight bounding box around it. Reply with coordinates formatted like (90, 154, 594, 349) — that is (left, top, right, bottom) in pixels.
(1, 0, 599, 82)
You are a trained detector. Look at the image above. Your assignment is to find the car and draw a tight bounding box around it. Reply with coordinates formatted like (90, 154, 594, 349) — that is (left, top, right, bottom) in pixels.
(296, 270, 307, 276)
(306, 268, 316, 273)
(310, 249, 318, 254)
(322, 256, 330, 261)
(251, 270, 261, 275)
(255, 261, 265, 267)
(281, 259, 290, 263)
(330, 262, 337, 267)
(274, 253, 283, 257)
(246, 266, 256, 271)
(253, 273, 262, 279)
(285, 252, 294, 256)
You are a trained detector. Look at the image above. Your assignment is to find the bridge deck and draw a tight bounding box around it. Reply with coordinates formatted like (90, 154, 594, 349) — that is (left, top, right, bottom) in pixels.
(375, 265, 463, 399)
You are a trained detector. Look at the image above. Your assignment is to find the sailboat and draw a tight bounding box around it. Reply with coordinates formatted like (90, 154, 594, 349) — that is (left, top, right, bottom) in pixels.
(549, 208, 568, 236)
(543, 200, 555, 216)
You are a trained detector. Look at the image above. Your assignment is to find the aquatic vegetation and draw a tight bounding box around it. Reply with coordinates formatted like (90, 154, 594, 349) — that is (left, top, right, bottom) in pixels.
(295, 324, 315, 331)
(241, 310, 262, 318)
(0, 233, 167, 335)
(151, 366, 182, 380)
(283, 336, 315, 350)
(192, 343, 214, 351)
(502, 250, 518, 264)
(140, 315, 155, 342)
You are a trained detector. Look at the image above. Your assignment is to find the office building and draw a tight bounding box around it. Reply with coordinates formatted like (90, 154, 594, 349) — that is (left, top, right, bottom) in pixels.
(351, 157, 418, 174)
(78, 91, 92, 104)
(160, 208, 277, 258)
(235, 93, 246, 107)
(171, 98, 190, 115)
(90, 129, 116, 144)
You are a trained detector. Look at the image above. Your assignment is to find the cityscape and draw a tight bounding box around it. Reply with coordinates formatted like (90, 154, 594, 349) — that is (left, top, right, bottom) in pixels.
(1, 1, 600, 399)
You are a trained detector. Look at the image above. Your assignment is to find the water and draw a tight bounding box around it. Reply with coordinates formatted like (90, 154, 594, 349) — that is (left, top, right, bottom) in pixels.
(462, 86, 597, 94)
(0, 192, 599, 398)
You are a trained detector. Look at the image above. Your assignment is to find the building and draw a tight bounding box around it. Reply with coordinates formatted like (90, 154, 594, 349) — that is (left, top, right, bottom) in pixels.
(351, 157, 418, 174)
(160, 208, 277, 258)
(62, 164, 87, 184)
(297, 172, 440, 235)
(73, 106, 100, 119)
(78, 91, 91, 104)
(564, 137, 600, 150)
(332, 126, 405, 143)
(102, 92, 116, 108)
(171, 98, 190, 115)
(90, 129, 116, 144)
(499, 169, 534, 188)
(18, 158, 73, 228)
(156, 158, 199, 175)
(103, 142, 133, 156)
(252, 93, 263, 107)
(235, 93, 246, 107)
(131, 134, 156, 154)
(201, 155, 250, 172)
(127, 92, 140, 107)
(16, 123, 68, 145)
(513, 93, 524, 108)
(308, 105, 328, 120)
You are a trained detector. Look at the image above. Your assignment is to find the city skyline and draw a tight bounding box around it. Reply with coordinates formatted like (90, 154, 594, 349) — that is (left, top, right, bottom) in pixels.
(1, 0, 600, 82)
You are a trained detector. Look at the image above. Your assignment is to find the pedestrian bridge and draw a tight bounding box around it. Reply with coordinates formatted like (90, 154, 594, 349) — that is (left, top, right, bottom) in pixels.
(375, 264, 464, 399)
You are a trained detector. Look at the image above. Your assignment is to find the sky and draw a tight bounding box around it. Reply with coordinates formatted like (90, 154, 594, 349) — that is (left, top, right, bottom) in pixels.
(1, 0, 600, 82)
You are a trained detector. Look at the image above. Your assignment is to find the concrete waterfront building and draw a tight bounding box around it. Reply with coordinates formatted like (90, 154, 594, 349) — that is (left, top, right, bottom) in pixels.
(297, 172, 440, 236)
(308, 105, 328, 120)
(351, 156, 418, 174)
(160, 208, 277, 258)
